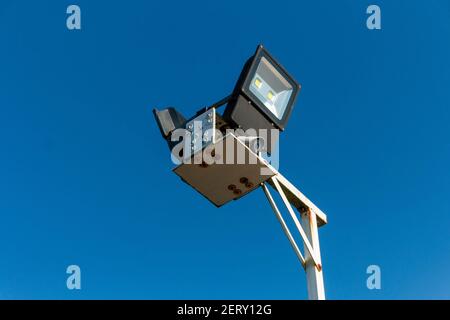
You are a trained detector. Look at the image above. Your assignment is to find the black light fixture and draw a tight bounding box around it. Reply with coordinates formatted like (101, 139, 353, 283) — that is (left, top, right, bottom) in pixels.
(223, 45, 301, 132)
(154, 44, 301, 155)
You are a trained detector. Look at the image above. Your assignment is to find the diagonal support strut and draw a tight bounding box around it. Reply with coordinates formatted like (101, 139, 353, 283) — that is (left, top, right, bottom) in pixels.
(262, 174, 326, 300)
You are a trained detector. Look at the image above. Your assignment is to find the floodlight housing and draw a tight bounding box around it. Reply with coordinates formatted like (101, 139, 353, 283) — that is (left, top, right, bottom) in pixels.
(224, 45, 301, 132)
(153, 107, 187, 152)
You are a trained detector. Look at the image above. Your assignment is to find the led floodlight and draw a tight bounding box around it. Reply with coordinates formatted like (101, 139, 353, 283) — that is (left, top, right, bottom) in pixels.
(224, 45, 301, 132)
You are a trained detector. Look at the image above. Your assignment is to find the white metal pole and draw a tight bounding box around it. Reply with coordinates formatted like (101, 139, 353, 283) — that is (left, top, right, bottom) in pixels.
(301, 209, 325, 300)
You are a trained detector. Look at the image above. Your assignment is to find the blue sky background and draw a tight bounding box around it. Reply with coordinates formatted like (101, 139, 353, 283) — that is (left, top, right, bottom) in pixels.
(0, 0, 449, 299)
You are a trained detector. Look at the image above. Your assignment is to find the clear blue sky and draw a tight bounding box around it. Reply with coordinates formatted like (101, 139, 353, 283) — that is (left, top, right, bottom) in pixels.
(0, 0, 449, 299)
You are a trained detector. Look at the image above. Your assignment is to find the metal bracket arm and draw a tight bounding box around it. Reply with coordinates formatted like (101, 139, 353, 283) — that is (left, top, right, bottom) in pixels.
(262, 174, 326, 300)
(262, 182, 306, 269)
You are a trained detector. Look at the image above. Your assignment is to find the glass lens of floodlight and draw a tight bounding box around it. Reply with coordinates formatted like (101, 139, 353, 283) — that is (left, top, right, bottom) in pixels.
(249, 57, 293, 120)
